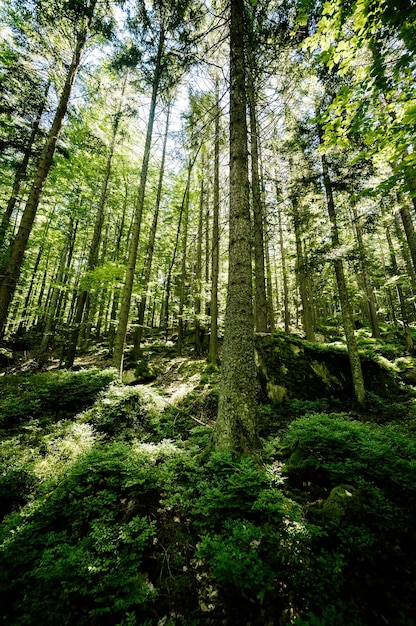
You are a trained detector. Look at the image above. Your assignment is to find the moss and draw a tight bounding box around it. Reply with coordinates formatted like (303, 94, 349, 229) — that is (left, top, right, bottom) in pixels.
(266, 382, 287, 402)
(322, 484, 357, 524)
(255, 331, 403, 404)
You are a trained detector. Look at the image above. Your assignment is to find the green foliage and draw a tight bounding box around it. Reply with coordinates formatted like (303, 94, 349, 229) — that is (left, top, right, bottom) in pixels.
(1, 358, 416, 625)
(281, 413, 416, 494)
(280, 412, 416, 624)
(0, 442, 159, 625)
(0, 368, 116, 429)
(197, 519, 273, 595)
(82, 382, 165, 437)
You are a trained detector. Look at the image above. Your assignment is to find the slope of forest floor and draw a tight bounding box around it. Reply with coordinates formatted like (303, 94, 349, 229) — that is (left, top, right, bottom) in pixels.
(1, 328, 416, 625)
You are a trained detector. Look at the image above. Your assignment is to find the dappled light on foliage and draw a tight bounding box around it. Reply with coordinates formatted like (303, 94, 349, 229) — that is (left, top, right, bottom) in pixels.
(1, 330, 416, 624)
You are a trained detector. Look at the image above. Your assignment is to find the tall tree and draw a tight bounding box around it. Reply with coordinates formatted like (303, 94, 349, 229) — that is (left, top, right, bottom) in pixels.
(64, 70, 128, 367)
(112, 0, 204, 375)
(208, 75, 221, 365)
(214, 0, 258, 453)
(320, 141, 365, 404)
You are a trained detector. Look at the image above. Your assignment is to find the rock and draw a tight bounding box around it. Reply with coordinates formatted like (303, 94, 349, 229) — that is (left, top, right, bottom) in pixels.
(255, 331, 402, 403)
(322, 484, 357, 524)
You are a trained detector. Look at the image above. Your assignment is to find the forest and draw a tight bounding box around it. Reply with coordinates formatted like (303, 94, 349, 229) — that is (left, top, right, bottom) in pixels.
(1, 0, 416, 624)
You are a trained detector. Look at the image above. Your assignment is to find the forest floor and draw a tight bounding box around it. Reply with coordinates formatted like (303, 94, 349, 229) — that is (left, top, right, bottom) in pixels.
(1, 329, 416, 625)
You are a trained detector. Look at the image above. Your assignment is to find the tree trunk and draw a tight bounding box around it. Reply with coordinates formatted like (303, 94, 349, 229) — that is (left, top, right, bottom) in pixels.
(0, 80, 51, 250)
(394, 210, 416, 298)
(38, 217, 74, 360)
(351, 204, 380, 338)
(0, 23, 90, 339)
(399, 202, 416, 276)
(112, 26, 165, 376)
(321, 150, 365, 404)
(177, 179, 190, 357)
(215, 0, 258, 452)
(386, 225, 414, 353)
(277, 190, 290, 334)
(247, 76, 268, 332)
(194, 154, 204, 356)
(65, 74, 126, 367)
(208, 77, 221, 365)
(133, 102, 170, 352)
(291, 194, 315, 341)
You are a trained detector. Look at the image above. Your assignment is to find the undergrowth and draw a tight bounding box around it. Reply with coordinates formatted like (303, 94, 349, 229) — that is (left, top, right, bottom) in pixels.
(1, 337, 416, 625)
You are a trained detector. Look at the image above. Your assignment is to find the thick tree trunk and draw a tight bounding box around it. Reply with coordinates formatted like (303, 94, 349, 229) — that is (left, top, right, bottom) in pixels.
(215, 0, 258, 452)
(321, 150, 365, 404)
(0, 28, 89, 339)
(112, 27, 164, 376)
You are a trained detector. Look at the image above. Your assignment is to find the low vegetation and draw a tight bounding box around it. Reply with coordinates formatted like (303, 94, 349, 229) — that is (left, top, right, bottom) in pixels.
(1, 330, 416, 625)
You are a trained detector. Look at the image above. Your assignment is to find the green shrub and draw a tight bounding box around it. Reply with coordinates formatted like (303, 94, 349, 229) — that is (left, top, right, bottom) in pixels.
(0, 368, 116, 429)
(0, 442, 160, 625)
(197, 519, 273, 595)
(281, 413, 416, 495)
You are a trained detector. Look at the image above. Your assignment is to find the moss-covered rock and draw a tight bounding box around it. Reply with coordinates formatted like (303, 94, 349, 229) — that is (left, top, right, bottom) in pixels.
(255, 332, 401, 403)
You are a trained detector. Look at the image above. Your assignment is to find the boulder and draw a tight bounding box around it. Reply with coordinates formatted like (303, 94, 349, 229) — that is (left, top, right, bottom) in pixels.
(255, 332, 401, 402)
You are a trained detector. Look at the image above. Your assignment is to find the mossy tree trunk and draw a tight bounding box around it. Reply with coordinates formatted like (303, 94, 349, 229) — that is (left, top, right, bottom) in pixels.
(214, 0, 258, 453)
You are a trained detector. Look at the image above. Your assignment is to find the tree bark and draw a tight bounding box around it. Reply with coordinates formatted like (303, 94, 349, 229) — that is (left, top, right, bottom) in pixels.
(386, 225, 414, 353)
(276, 189, 290, 334)
(38, 217, 75, 360)
(247, 76, 268, 332)
(177, 178, 190, 356)
(215, 0, 258, 453)
(291, 193, 315, 341)
(0, 80, 51, 251)
(351, 204, 380, 338)
(194, 153, 204, 356)
(399, 202, 416, 277)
